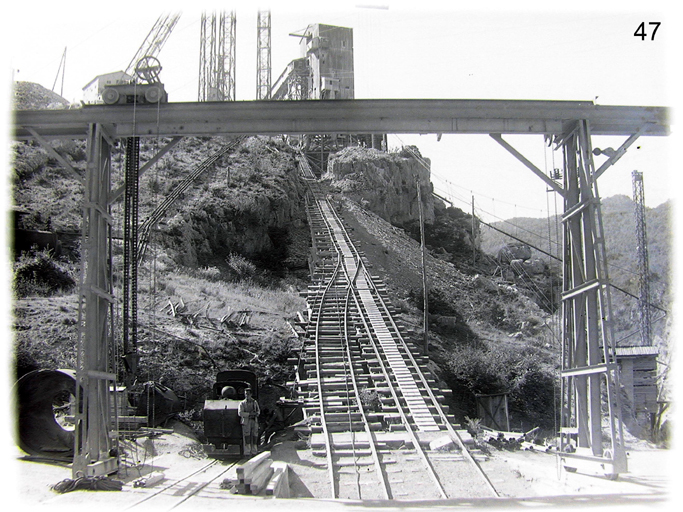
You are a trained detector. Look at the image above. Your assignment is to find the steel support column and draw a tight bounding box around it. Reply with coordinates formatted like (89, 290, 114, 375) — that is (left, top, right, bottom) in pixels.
(558, 120, 626, 477)
(74, 123, 118, 477)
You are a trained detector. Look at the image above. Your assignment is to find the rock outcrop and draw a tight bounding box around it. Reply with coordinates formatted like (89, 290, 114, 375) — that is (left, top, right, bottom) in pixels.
(324, 146, 434, 225)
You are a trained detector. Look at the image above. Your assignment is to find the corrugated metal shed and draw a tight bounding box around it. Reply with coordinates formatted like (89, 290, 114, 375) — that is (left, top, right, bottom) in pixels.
(616, 346, 659, 357)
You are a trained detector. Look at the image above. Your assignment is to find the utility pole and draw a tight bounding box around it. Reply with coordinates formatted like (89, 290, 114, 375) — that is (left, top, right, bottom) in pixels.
(416, 177, 429, 355)
(256, 10, 272, 99)
(51, 47, 67, 97)
(632, 170, 652, 346)
(471, 195, 476, 267)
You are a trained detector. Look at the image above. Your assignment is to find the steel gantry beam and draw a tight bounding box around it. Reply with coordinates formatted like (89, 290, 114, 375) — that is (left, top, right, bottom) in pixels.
(13, 99, 669, 140)
(11, 98, 670, 479)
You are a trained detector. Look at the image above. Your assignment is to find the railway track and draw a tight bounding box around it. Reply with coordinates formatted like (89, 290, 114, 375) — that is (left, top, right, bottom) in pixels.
(123, 458, 246, 509)
(296, 162, 499, 500)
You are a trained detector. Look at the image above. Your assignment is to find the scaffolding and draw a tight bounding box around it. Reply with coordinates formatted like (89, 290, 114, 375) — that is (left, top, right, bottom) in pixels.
(256, 10, 272, 99)
(632, 170, 652, 346)
(198, 11, 237, 101)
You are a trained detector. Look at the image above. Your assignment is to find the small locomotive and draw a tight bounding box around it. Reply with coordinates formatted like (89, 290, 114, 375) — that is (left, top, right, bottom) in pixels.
(203, 369, 258, 456)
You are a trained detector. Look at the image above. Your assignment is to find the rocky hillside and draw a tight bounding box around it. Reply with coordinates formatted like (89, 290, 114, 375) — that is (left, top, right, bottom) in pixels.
(325, 145, 435, 225)
(480, 195, 673, 345)
(13, 81, 71, 110)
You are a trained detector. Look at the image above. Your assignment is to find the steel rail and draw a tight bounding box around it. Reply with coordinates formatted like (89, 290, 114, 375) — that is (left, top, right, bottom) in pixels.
(317, 194, 448, 499)
(367, 266, 500, 497)
(165, 460, 240, 509)
(349, 287, 448, 498)
(124, 457, 243, 509)
(342, 284, 391, 499)
(305, 181, 500, 499)
(311, 233, 342, 499)
(318, 195, 392, 499)
(311, 191, 366, 499)
(320, 189, 499, 498)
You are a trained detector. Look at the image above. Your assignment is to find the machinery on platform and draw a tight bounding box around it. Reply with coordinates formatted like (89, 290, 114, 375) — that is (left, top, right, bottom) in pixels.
(203, 370, 259, 456)
(102, 56, 168, 105)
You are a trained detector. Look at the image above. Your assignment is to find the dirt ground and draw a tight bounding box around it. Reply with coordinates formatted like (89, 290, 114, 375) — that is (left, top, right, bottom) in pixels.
(7, 419, 678, 511)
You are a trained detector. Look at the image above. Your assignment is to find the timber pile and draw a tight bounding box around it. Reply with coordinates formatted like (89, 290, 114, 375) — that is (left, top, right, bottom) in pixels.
(481, 426, 552, 452)
(220, 451, 290, 497)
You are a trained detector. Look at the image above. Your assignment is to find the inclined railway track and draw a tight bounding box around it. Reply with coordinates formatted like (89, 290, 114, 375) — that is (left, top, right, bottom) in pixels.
(298, 166, 498, 500)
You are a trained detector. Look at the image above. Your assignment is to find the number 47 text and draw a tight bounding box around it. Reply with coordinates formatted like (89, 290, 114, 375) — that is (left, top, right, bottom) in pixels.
(634, 22, 661, 41)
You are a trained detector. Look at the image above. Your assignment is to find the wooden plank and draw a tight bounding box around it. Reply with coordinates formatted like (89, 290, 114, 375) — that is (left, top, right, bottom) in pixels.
(266, 462, 290, 498)
(236, 450, 271, 480)
(248, 460, 274, 494)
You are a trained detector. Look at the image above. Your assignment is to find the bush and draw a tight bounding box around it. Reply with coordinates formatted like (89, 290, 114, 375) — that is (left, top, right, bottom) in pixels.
(444, 344, 558, 431)
(13, 249, 76, 297)
(226, 253, 257, 280)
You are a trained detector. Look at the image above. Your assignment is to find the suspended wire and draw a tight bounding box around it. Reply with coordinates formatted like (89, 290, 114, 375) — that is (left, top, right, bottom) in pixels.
(430, 166, 549, 215)
(397, 133, 648, 304)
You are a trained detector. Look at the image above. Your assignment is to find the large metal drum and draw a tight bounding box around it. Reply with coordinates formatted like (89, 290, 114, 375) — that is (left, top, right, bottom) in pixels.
(14, 369, 77, 459)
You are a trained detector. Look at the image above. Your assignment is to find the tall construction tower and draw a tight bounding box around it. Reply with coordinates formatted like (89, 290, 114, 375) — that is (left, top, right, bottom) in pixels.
(632, 170, 652, 346)
(198, 11, 237, 101)
(256, 10, 272, 99)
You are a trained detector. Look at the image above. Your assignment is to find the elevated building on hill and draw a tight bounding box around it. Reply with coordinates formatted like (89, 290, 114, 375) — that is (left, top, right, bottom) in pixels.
(272, 23, 385, 174)
(272, 23, 354, 101)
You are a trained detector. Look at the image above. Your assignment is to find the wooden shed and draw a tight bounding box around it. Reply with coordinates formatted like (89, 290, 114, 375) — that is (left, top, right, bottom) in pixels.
(475, 392, 510, 431)
(616, 346, 659, 415)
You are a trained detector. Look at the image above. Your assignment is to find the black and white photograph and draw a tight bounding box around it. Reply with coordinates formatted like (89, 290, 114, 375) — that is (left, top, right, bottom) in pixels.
(2, 0, 679, 509)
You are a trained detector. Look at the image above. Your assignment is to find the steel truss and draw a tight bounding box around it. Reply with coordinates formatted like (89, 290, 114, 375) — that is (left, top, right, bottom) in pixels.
(74, 124, 118, 477)
(199, 11, 237, 101)
(557, 120, 627, 477)
(632, 170, 652, 347)
(256, 10, 272, 99)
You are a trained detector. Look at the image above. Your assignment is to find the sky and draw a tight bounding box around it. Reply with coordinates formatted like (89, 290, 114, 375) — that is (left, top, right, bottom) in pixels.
(2, 0, 678, 223)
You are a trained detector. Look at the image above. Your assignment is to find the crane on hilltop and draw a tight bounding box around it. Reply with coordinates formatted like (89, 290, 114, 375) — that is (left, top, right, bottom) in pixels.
(101, 13, 180, 105)
(124, 13, 181, 79)
(117, 13, 180, 383)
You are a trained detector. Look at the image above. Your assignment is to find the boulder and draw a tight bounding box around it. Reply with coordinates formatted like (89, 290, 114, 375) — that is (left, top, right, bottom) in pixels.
(497, 243, 532, 264)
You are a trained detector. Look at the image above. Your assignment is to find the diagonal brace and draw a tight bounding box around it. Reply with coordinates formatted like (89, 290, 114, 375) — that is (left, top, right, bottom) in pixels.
(27, 127, 83, 183)
(109, 136, 183, 203)
(490, 133, 565, 197)
(593, 124, 649, 181)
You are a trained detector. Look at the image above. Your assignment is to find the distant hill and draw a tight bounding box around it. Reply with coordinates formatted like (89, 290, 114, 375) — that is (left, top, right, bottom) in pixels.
(480, 194, 673, 344)
(13, 81, 71, 110)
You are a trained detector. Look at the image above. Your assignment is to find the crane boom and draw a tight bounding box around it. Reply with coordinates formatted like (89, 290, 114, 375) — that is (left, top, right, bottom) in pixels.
(124, 13, 180, 77)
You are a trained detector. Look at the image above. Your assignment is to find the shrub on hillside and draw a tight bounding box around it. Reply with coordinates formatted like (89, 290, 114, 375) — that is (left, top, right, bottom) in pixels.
(409, 287, 459, 317)
(13, 249, 76, 297)
(12, 142, 49, 182)
(226, 252, 257, 280)
(444, 344, 558, 432)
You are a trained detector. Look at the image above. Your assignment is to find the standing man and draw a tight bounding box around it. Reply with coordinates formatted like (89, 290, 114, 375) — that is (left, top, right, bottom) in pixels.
(238, 387, 260, 455)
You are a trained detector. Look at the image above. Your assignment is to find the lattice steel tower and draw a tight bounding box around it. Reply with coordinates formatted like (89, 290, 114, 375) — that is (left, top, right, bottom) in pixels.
(198, 11, 237, 101)
(256, 10, 272, 99)
(632, 170, 652, 346)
